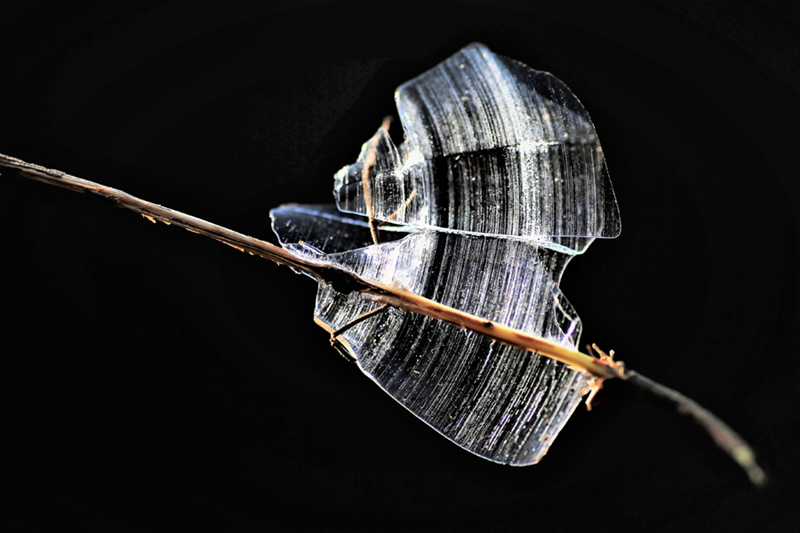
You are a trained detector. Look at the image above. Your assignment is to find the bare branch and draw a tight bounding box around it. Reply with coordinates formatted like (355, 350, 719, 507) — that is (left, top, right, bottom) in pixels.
(0, 152, 620, 380)
(0, 152, 766, 486)
(624, 370, 767, 487)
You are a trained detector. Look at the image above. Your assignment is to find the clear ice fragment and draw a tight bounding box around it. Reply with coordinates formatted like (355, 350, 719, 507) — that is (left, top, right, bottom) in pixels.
(270, 43, 621, 465)
(333, 42, 620, 254)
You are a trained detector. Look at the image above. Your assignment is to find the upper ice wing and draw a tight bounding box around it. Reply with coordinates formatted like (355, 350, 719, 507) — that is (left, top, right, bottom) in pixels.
(334, 42, 621, 254)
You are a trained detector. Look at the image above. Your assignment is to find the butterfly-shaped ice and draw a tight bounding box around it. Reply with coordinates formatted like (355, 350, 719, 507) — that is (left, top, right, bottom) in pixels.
(270, 43, 620, 465)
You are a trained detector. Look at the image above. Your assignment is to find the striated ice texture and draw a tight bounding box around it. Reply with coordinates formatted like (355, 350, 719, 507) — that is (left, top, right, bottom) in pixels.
(334, 42, 620, 255)
(270, 43, 620, 465)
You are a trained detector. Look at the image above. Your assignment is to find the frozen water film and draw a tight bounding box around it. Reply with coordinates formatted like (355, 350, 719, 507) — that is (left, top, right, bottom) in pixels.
(334, 42, 620, 255)
(270, 43, 621, 465)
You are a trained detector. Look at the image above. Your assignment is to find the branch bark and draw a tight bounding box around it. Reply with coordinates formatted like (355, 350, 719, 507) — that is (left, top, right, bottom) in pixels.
(0, 152, 767, 487)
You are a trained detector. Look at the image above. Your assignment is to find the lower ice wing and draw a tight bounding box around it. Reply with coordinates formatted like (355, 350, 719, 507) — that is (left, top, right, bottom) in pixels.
(271, 206, 589, 465)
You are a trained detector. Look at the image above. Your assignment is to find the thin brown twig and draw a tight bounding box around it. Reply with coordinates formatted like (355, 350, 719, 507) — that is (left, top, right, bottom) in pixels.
(623, 371, 767, 487)
(0, 152, 767, 487)
(0, 153, 613, 378)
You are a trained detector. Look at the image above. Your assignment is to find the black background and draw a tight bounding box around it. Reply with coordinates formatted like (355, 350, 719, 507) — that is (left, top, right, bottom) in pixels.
(2, 1, 799, 531)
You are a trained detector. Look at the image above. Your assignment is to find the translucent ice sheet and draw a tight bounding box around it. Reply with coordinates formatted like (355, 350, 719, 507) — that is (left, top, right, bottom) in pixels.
(270, 218, 589, 464)
(334, 42, 620, 255)
(269, 43, 620, 465)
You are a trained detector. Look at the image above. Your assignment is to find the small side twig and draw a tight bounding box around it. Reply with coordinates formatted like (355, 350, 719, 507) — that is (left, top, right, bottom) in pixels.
(361, 116, 393, 245)
(330, 304, 391, 340)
